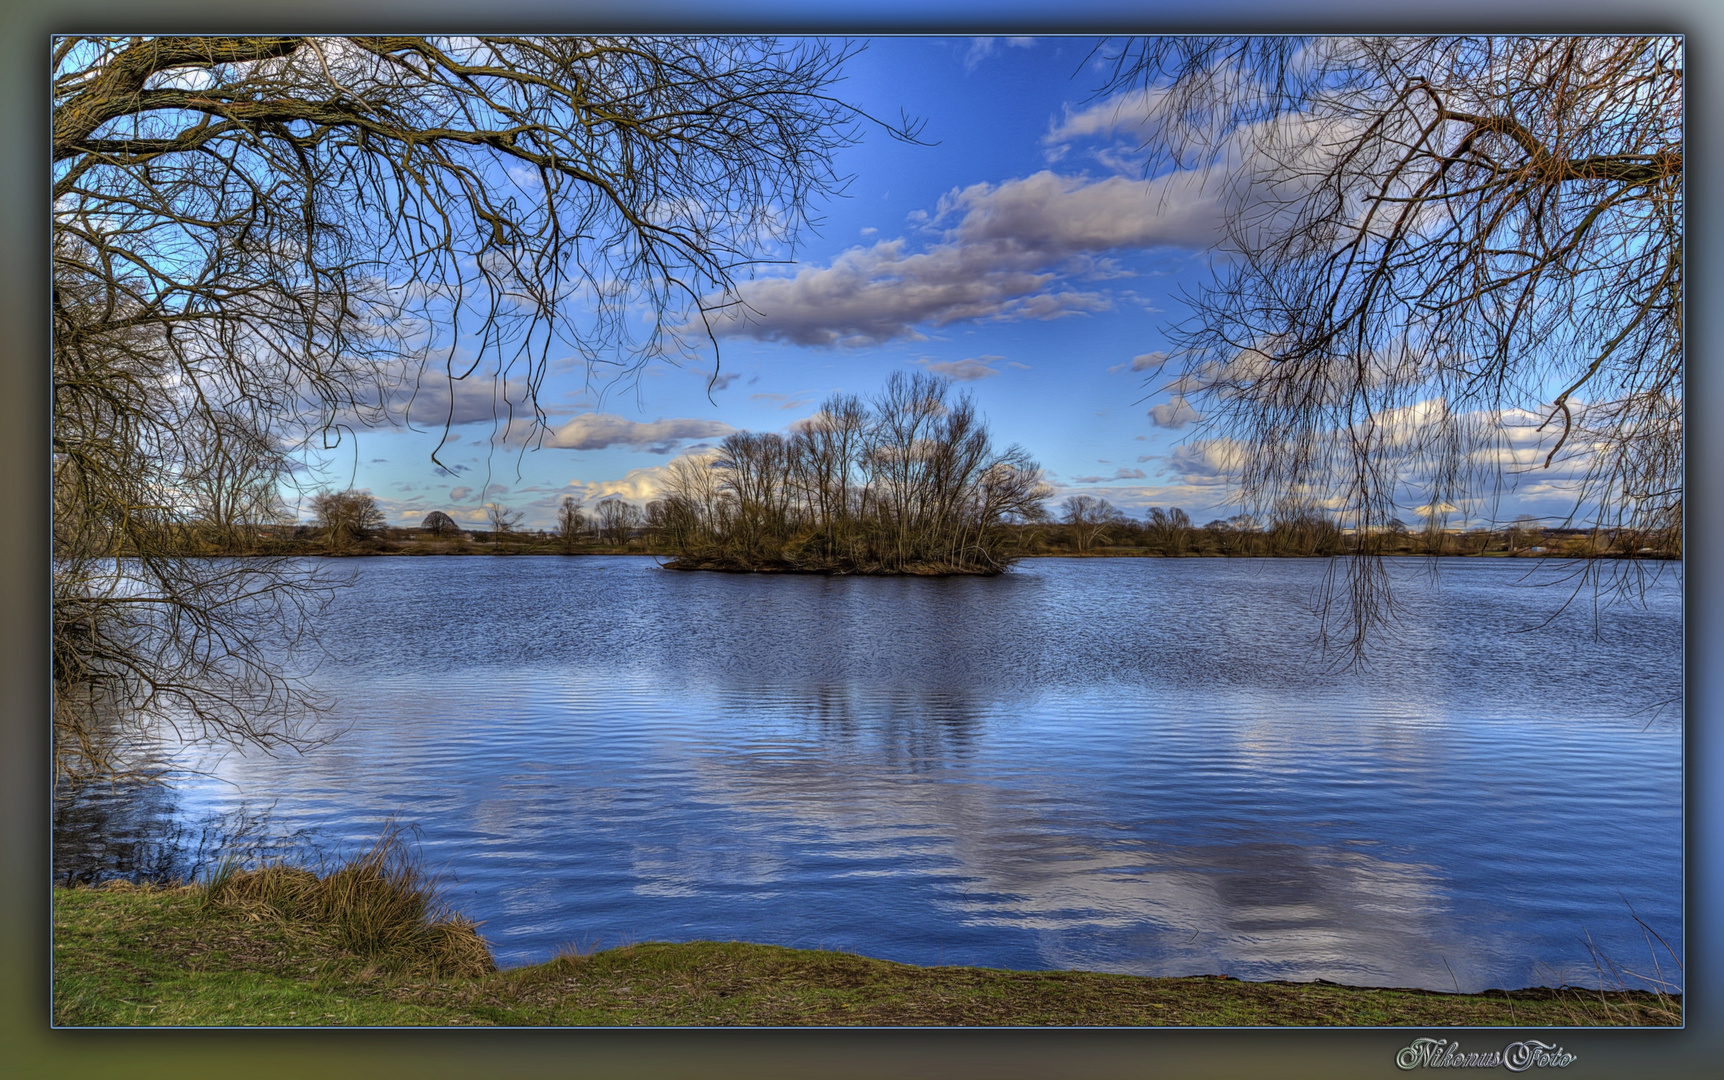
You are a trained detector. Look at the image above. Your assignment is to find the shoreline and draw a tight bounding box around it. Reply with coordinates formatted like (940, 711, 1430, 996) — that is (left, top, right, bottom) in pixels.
(189, 546, 1678, 562)
(53, 884, 1679, 1027)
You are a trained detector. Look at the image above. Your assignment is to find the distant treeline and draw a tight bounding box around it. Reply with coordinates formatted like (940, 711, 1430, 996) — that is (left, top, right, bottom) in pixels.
(1030, 498, 1681, 559)
(174, 507, 1679, 563)
(151, 414, 1678, 566)
(658, 373, 1049, 574)
(219, 508, 1678, 562)
(190, 374, 1052, 574)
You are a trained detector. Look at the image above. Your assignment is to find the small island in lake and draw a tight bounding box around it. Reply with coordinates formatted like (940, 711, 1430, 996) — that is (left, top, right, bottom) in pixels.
(658, 372, 1050, 576)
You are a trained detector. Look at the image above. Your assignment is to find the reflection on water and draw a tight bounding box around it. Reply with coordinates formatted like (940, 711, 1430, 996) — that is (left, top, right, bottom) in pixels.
(55, 556, 1681, 991)
(53, 781, 311, 888)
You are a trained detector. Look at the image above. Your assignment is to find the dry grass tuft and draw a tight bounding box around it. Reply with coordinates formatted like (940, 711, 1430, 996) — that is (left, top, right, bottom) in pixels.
(196, 822, 493, 978)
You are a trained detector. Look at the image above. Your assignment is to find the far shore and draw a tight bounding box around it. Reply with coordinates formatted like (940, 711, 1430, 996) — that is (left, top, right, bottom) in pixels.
(212, 541, 1678, 563)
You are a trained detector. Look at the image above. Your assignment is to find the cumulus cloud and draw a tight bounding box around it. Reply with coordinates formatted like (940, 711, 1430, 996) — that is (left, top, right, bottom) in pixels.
(1109, 350, 1169, 375)
(921, 356, 1002, 381)
(709, 169, 1224, 348)
(1043, 86, 1169, 155)
(390, 370, 545, 431)
(1040, 478, 1235, 521)
(1166, 440, 1249, 487)
(1043, 88, 1373, 261)
(1478, 407, 1572, 469)
(710, 238, 1072, 346)
(945, 171, 1222, 253)
(1070, 467, 1149, 484)
(749, 392, 814, 410)
(1412, 501, 1464, 521)
(1149, 396, 1203, 429)
(1143, 400, 1602, 525)
(539, 413, 736, 454)
(448, 485, 473, 501)
(561, 453, 712, 504)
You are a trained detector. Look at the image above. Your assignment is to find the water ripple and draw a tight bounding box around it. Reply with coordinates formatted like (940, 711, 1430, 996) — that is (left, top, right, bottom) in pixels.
(58, 556, 1681, 991)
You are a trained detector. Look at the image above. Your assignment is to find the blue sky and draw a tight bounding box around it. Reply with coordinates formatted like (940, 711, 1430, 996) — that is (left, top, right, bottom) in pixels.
(317, 36, 1580, 532)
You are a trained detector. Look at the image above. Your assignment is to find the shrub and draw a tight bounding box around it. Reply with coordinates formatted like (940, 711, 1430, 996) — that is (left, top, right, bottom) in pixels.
(197, 823, 492, 977)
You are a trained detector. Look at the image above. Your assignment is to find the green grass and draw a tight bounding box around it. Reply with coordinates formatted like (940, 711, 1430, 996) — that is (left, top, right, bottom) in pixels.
(53, 881, 1680, 1027)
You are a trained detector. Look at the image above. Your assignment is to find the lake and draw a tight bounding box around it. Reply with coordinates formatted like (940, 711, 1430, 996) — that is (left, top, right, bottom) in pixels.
(55, 555, 1683, 994)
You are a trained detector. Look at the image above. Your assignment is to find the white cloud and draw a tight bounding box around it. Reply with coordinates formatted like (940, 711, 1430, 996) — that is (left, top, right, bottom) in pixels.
(1136, 397, 1614, 527)
(709, 170, 1220, 348)
(1412, 501, 1464, 522)
(1070, 467, 1149, 484)
(709, 239, 1065, 347)
(962, 36, 1037, 72)
(1044, 87, 1168, 149)
(749, 392, 814, 410)
(1040, 480, 1233, 522)
(963, 38, 997, 72)
(1166, 439, 1249, 487)
(390, 369, 545, 431)
(539, 413, 736, 454)
(945, 171, 1222, 253)
(1149, 396, 1202, 429)
(562, 457, 691, 503)
(443, 505, 494, 525)
(449, 485, 473, 501)
(1110, 350, 1168, 374)
(921, 357, 1002, 381)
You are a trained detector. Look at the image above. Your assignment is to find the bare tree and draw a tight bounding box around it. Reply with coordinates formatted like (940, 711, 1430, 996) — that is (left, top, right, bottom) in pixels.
(556, 496, 585, 553)
(788, 393, 871, 561)
(311, 489, 385, 552)
(1144, 506, 1194, 556)
(715, 431, 796, 558)
(485, 501, 525, 542)
(660, 452, 732, 555)
(52, 260, 339, 784)
(664, 374, 1049, 573)
(178, 409, 292, 553)
(1060, 495, 1125, 554)
(53, 36, 888, 779)
(1097, 36, 1681, 657)
(594, 498, 643, 546)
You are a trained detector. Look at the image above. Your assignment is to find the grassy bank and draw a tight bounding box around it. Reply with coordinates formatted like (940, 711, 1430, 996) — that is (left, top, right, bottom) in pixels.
(53, 881, 1678, 1027)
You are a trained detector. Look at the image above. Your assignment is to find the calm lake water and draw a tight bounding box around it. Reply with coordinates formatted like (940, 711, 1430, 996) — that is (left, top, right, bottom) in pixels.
(56, 555, 1683, 993)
